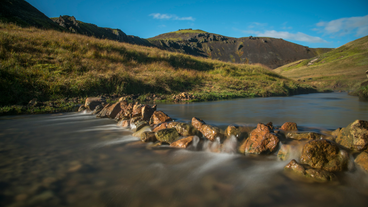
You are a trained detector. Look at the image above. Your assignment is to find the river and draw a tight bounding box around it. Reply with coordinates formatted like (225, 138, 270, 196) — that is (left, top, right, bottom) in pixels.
(0, 93, 367, 207)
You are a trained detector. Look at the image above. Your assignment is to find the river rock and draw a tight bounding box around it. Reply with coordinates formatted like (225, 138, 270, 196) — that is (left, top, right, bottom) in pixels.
(277, 140, 305, 161)
(239, 123, 279, 154)
(300, 139, 348, 172)
(224, 125, 250, 141)
(286, 132, 327, 140)
(140, 132, 157, 142)
(150, 111, 173, 125)
(170, 136, 195, 148)
(201, 124, 224, 142)
(335, 120, 368, 152)
(168, 122, 201, 137)
(142, 105, 157, 121)
(132, 126, 152, 138)
(96, 102, 122, 119)
(91, 104, 103, 115)
(117, 119, 130, 128)
(135, 120, 149, 132)
(153, 123, 169, 132)
(85, 97, 106, 111)
(192, 117, 206, 130)
(132, 102, 144, 118)
(284, 159, 337, 182)
(355, 151, 368, 173)
(155, 128, 180, 144)
(78, 105, 86, 112)
(280, 122, 298, 131)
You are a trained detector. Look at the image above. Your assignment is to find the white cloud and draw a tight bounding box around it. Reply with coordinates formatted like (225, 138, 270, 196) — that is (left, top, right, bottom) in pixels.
(242, 29, 327, 43)
(316, 15, 368, 36)
(149, 13, 195, 21)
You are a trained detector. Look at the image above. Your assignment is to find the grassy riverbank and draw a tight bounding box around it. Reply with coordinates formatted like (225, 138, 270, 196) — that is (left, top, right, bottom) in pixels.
(0, 23, 317, 115)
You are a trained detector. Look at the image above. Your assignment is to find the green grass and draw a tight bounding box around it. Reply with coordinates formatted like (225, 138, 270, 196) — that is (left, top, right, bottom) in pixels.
(170, 29, 208, 34)
(0, 23, 316, 114)
(274, 35, 368, 92)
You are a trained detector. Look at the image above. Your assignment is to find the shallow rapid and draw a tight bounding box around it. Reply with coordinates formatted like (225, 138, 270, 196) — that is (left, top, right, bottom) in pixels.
(0, 93, 367, 207)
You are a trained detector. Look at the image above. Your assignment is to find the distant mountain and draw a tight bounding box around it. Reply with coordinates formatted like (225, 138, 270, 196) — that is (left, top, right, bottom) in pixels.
(274, 35, 368, 92)
(51, 15, 152, 47)
(0, 0, 65, 31)
(148, 29, 331, 69)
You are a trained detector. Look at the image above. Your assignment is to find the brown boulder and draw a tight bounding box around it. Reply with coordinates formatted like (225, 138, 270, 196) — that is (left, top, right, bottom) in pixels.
(192, 117, 206, 131)
(284, 159, 337, 182)
(142, 105, 157, 121)
(167, 122, 201, 137)
(96, 102, 122, 119)
(117, 119, 130, 128)
(153, 123, 169, 132)
(85, 97, 106, 111)
(170, 136, 194, 148)
(239, 123, 279, 154)
(355, 152, 368, 173)
(150, 111, 173, 125)
(335, 120, 368, 152)
(132, 102, 144, 118)
(201, 124, 224, 142)
(280, 122, 298, 131)
(300, 139, 348, 172)
(224, 125, 250, 141)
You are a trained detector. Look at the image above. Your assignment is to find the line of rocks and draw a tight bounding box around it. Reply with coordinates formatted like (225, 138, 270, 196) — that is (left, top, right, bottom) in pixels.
(78, 97, 368, 183)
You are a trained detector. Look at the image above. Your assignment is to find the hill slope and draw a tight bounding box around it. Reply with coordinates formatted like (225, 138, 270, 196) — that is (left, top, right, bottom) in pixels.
(51, 15, 152, 47)
(274, 35, 368, 93)
(0, 23, 316, 111)
(148, 29, 331, 69)
(0, 0, 65, 31)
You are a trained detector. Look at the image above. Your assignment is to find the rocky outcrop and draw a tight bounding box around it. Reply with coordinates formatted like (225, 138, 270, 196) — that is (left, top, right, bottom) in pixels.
(239, 123, 279, 154)
(284, 159, 337, 182)
(355, 152, 368, 173)
(150, 111, 173, 125)
(170, 136, 195, 148)
(96, 102, 122, 119)
(191, 117, 224, 141)
(335, 120, 368, 152)
(300, 139, 348, 172)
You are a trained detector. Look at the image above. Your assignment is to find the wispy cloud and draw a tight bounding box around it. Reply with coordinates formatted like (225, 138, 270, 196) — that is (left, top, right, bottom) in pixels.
(316, 15, 368, 36)
(240, 29, 327, 43)
(149, 13, 195, 21)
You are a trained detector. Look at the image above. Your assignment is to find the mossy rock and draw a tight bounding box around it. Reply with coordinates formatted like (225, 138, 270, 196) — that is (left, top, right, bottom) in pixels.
(155, 128, 180, 144)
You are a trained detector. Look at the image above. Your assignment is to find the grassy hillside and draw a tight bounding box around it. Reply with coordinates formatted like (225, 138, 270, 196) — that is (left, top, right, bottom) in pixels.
(0, 0, 65, 31)
(274, 35, 368, 92)
(0, 23, 316, 114)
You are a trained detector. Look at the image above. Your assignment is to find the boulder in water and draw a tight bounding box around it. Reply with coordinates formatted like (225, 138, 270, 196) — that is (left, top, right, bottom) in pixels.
(155, 128, 180, 144)
(239, 123, 279, 154)
(355, 151, 368, 173)
(149, 111, 173, 125)
(170, 136, 195, 148)
(224, 125, 250, 142)
(277, 140, 305, 161)
(335, 120, 368, 152)
(142, 105, 157, 121)
(85, 97, 106, 111)
(192, 117, 206, 130)
(168, 122, 201, 137)
(280, 122, 298, 131)
(96, 102, 122, 119)
(285, 132, 327, 140)
(300, 139, 348, 172)
(140, 132, 157, 142)
(153, 123, 169, 132)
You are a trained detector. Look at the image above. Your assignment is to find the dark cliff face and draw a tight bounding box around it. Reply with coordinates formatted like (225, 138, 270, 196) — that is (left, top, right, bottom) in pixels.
(0, 0, 65, 31)
(51, 15, 152, 47)
(148, 30, 331, 69)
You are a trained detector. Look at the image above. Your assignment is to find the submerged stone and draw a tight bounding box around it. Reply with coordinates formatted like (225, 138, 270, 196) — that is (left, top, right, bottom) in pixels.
(140, 131, 157, 142)
(300, 139, 348, 172)
(284, 159, 337, 183)
(277, 140, 305, 161)
(239, 123, 279, 154)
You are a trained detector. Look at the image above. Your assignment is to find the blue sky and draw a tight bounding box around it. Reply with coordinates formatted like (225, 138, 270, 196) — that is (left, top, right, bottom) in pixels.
(26, 0, 368, 48)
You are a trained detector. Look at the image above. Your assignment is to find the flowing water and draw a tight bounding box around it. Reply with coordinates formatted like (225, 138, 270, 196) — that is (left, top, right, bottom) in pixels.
(0, 93, 368, 207)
